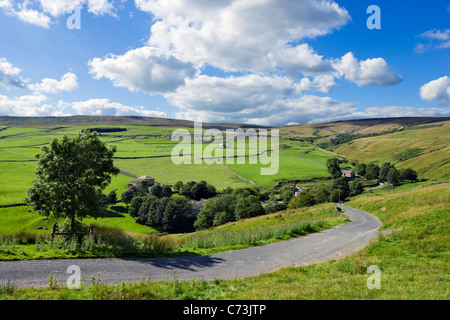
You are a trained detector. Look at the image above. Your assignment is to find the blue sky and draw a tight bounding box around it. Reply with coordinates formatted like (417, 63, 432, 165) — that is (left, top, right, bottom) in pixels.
(0, 0, 449, 126)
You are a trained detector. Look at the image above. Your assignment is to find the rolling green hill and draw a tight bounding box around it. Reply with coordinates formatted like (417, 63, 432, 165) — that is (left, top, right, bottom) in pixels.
(277, 117, 450, 141)
(333, 121, 450, 180)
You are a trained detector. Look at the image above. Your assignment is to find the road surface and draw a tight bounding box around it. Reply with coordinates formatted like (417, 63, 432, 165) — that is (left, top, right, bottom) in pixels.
(0, 205, 382, 288)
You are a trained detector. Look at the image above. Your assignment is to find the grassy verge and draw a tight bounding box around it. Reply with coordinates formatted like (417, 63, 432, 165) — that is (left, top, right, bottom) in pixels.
(0, 203, 346, 260)
(1, 183, 447, 299)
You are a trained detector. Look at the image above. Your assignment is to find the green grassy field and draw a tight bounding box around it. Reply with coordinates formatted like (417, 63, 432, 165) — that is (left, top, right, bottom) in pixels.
(225, 153, 329, 190)
(334, 121, 450, 180)
(0, 123, 335, 195)
(0, 117, 448, 300)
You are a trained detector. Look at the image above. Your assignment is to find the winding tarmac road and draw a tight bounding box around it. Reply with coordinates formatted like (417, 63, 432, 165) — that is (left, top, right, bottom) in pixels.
(0, 205, 382, 288)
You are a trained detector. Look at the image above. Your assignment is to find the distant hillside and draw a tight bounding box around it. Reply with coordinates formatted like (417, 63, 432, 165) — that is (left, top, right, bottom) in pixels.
(0, 115, 266, 130)
(277, 117, 450, 141)
(334, 120, 450, 180)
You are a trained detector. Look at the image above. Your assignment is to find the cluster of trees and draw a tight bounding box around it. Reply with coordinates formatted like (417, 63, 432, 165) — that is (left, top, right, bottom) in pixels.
(121, 180, 173, 205)
(287, 176, 362, 209)
(120, 180, 194, 233)
(83, 127, 127, 133)
(194, 187, 265, 230)
(353, 161, 418, 184)
(128, 194, 194, 233)
(327, 156, 419, 185)
(120, 180, 218, 233)
(173, 180, 217, 200)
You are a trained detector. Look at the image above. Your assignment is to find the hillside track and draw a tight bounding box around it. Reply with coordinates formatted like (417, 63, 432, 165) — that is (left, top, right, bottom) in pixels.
(0, 205, 381, 289)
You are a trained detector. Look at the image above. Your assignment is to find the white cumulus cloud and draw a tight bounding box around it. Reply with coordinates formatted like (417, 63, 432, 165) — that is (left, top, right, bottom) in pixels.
(71, 98, 168, 117)
(0, 93, 56, 116)
(333, 52, 402, 87)
(0, 57, 27, 88)
(0, 0, 117, 28)
(28, 72, 79, 94)
(38, 0, 115, 17)
(0, 0, 51, 28)
(140, 0, 350, 73)
(88, 46, 197, 94)
(420, 76, 450, 105)
(415, 29, 450, 53)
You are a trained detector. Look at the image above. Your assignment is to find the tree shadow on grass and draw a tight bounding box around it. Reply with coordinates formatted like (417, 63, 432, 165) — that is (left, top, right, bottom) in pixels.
(102, 205, 128, 218)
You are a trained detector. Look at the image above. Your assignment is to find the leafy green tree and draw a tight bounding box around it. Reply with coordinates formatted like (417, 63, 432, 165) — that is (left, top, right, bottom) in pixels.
(349, 179, 364, 196)
(194, 208, 215, 231)
(149, 184, 163, 198)
(173, 181, 184, 191)
(288, 191, 316, 209)
(331, 177, 350, 199)
(326, 158, 342, 179)
(223, 186, 233, 194)
(329, 189, 341, 203)
(281, 189, 295, 206)
(121, 187, 136, 205)
(205, 183, 217, 198)
(190, 182, 207, 200)
(234, 195, 265, 220)
(161, 197, 194, 233)
(159, 185, 172, 198)
(365, 163, 380, 180)
(379, 162, 395, 182)
(137, 180, 150, 196)
(180, 181, 196, 197)
(194, 194, 236, 230)
(146, 197, 170, 229)
(26, 131, 119, 233)
(399, 168, 418, 181)
(128, 196, 144, 218)
(387, 167, 401, 185)
(103, 190, 118, 206)
(312, 185, 331, 204)
(354, 163, 367, 176)
(211, 194, 237, 226)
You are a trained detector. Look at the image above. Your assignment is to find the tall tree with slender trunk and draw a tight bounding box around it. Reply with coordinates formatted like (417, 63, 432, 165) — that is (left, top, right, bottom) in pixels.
(26, 131, 120, 233)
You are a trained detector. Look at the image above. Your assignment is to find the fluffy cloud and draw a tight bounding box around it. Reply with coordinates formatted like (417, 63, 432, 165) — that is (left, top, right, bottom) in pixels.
(168, 73, 449, 126)
(87, 0, 403, 127)
(415, 29, 450, 53)
(298, 75, 337, 93)
(165, 74, 298, 113)
(333, 52, 402, 87)
(0, 93, 56, 116)
(348, 106, 450, 120)
(28, 72, 78, 94)
(0, 0, 116, 28)
(164, 73, 352, 125)
(0, 57, 27, 88)
(174, 94, 356, 126)
(88, 46, 197, 94)
(420, 76, 450, 105)
(38, 0, 115, 17)
(140, 0, 350, 73)
(0, 0, 51, 28)
(72, 98, 167, 117)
